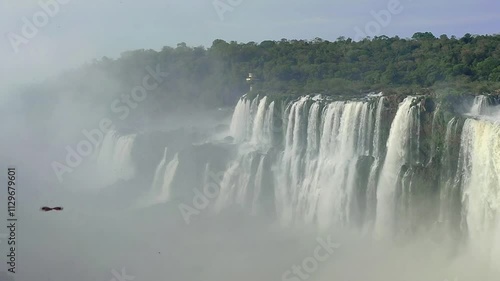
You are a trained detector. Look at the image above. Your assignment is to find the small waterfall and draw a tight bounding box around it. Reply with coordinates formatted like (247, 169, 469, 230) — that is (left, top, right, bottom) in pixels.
(262, 101, 275, 147)
(365, 97, 385, 227)
(375, 97, 419, 237)
(96, 130, 136, 186)
(276, 96, 310, 225)
(215, 95, 277, 213)
(229, 97, 251, 142)
(250, 96, 268, 145)
(251, 156, 266, 215)
(214, 152, 264, 212)
(439, 117, 464, 233)
(137, 149, 179, 207)
(456, 119, 500, 268)
(470, 95, 489, 116)
(151, 147, 169, 193)
(159, 154, 179, 202)
(230, 96, 275, 146)
(314, 102, 368, 229)
(301, 102, 321, 198)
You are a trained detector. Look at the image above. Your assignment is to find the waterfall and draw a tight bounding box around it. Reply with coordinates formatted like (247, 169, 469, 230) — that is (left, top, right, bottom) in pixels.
(276, 96, 310, 225)
(263, 101, 275, 146)
(214, 93, 500, 269)
(365, 97, 385, 227)
(251, 156, 266, 215)
(456, 119, 500, 268)
(151, 147, 169, 194)
(220, 95, 393, 228)
(215, 95, 279, 213)
(250, 96, 268, 145)
(374, 97, 419, 237)
(137, 149, 179, 207)
(167, 91, 500, 279)
(470, 95, 489, 116)
(229, 97, 251, 142)
(159, 153, 179, 202)
(96, 130, 136, 186)
(439, 117, 464, 233)
(230, 96, 275, 146)
(214, 152, 267, 213)
(271, 96, 382, 229)
(313, 101, 371, 229)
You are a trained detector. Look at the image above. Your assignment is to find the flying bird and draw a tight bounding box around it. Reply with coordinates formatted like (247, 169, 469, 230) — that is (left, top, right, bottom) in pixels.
(40, 206, 63, 212)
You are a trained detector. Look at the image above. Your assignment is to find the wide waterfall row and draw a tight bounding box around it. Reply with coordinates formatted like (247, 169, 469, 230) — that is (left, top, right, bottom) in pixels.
(223, 94, 500, 250)
(276, 96, 387, 230)
(126, 93, 499, 264)
(116, 93, 500, 270)
(222, 94, 391, 230)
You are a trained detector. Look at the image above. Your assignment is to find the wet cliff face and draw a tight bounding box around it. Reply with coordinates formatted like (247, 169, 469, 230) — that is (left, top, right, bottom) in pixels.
(121, 92, 498, 230)
(204, 92, 499, 245)
(85, 92, 500, 274)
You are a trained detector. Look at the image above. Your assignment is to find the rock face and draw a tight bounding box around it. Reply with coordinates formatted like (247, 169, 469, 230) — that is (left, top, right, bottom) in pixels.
(204, 93, 500, 240)
(103, 92, 500, 265)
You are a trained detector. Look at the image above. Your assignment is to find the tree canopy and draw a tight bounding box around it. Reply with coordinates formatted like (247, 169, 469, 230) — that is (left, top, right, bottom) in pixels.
(24, 33, 500, 111)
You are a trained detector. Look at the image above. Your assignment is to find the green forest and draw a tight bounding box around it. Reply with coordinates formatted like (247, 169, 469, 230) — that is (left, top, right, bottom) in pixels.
(26, 32, 500, 111)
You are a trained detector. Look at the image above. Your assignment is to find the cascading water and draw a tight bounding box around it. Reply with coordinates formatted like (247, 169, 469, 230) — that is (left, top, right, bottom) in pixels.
(158, 153, 179, 201)
(375, 97, 420, 237)
(137, 148, 179, 207)
(365, 96, 385, 227)
(147, 92, 500, 271)
(251, 156, 266, 215)
(214, 95, 274, 213)
(470, 95, 490, 116)
(96, 130, 136, 186)
(455, 118, 500, 269)
(439, 117, 464, 234)
(469, 95, 500, 119)
(276, 96, 310, 226)
(229, 97, 252, 142)
(214, 152, 257, 211)
(151, 147, 169, 192)
(250, 96, 269, 145)
(220, 95, 387, 230)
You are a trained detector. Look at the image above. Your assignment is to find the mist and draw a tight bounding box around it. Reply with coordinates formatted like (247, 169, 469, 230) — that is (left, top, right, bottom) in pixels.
(2, 0, 500, 281)
(3, 90, 499, 281)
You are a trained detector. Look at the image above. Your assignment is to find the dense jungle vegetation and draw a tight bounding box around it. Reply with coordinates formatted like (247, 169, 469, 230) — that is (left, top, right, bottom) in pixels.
(21, 32, 500, 114)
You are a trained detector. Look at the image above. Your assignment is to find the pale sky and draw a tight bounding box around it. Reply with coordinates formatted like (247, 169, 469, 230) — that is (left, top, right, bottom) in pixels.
(0, 0, 499, 91)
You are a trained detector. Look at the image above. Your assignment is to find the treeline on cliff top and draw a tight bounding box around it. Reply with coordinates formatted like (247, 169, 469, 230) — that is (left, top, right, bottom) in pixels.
(25, 32, 500, 112)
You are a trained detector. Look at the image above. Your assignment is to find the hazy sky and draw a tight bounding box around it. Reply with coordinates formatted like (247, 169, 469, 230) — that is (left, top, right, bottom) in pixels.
(0, 0, 498, 90)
